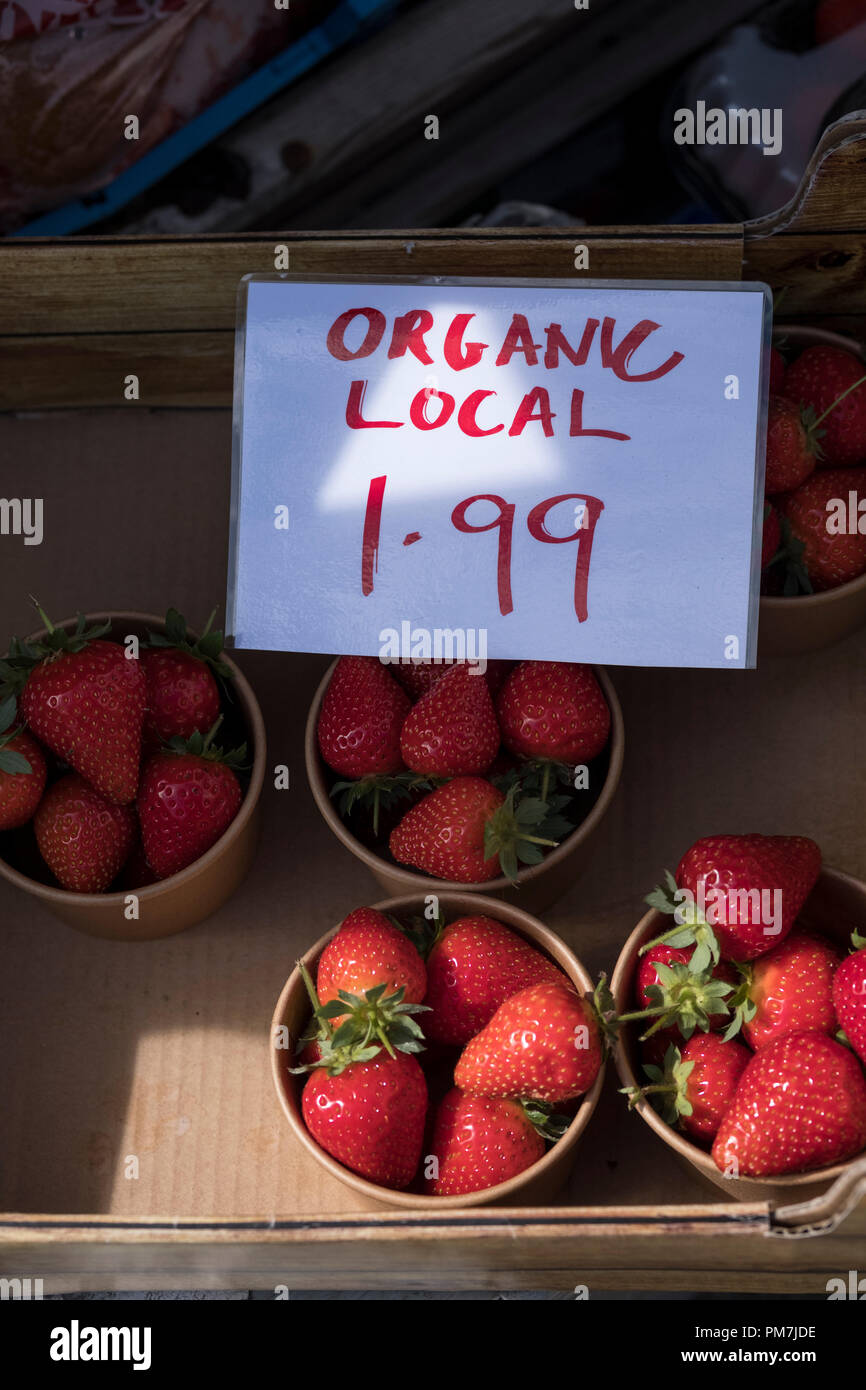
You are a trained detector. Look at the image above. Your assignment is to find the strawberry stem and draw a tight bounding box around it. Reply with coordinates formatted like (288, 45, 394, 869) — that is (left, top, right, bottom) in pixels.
(813, 372, 866, 428)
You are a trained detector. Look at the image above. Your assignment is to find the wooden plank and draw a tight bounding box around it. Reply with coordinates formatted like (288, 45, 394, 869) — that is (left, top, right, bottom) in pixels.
(120, 0, 768, 235)
(0, 232, 743, 406)
(748, 115, 866, 237)
(743, 232, 866, 319)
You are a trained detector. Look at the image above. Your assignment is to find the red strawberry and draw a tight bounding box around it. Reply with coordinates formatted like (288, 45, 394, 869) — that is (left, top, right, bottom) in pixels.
(424, 1089, 545, 1195)
(137, 720, 243, 878)
(816, 0, 866, 42)
(671, 834, 822, 962)
(140, 608, 227, 755)
(712, 1031, 866, 1177)
(389, 778, 560, 883)
(302, 1051, 427, 1190)
(455, 980, 602, 1104)
(783, 345, 866, 465)
(738, 930, 841, 1051)
(832, 936, 866, 1066)
(635, 945, 737, 1035)
(497, 661, 610, 764)
(317, 908, 426, 1019)
(769, 346, 786, 393)
(641, 1025, 687, 1071)
(15, 616, 145, 805)
(115, 836, 158, 891)
(390, 658, 511, 701)
(0, 696, 46, 831)
(34, 774, 136, 893)
(764, 395, 818, 494)
(317, 657, 410, 778)
(399, 662, 499, 777)
(628, 1034, 750, 1143)
(424, 915, 564, 1046)
(779, 468, 866, 592)
(761, 503, 781, 569)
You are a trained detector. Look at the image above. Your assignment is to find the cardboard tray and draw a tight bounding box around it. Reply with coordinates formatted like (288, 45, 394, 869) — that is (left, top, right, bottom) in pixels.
(1, 408, 865, 1294)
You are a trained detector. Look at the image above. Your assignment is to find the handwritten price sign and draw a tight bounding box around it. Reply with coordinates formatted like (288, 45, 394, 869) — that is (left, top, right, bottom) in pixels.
(228, 276, 769, 668)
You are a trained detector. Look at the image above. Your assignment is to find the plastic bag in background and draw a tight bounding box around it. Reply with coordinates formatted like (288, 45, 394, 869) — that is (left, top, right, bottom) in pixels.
(0, 1, 329, 232)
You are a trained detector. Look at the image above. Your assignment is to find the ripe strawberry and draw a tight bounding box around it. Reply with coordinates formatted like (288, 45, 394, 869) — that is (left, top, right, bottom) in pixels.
(769, 346, 786, 393)
(816, 0, 866, 43)
(317, 908, 426, 1021)
(764, 395, 819, 494)
(455, 980, 602, 1104)
(11, 614, 145, 805)
(783, 345, 866, 465)
(389, 658, 510, 701)
(647, 834, 822, 964)
(761, 503, 781, 570)
(832, 934, 866, 1066)
(497, 661, 610, 764)
(626, 1034, 750, 1144)
(115, 836, 158, 891)
(0, 696, 46, 831)
(293, 960, 429, 1189)
(399, 662, 499, 777)
(34, 774, 136, 893)
(424, 1089, 546, 1195)
(389, 778, 562, 883)
(141, 608, 228, 754)
(736, 931, 841, 1050)
(712, 1031, 866, 1178)
(635, 945, 737, 1035)
(137, 720, 244, 879)
(779, 468, 866, 592)
(424, 915, 564, 1046)
(303, 1051, 427, 1190)
(317, 656, 410, 778)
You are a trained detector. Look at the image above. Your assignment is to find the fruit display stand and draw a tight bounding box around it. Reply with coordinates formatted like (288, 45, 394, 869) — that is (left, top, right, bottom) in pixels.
(1, 116, 866, 1294)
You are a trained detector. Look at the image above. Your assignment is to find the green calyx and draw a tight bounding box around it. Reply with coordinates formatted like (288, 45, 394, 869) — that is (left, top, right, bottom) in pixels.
(290, 961, 429, 1078)
(620, 1043, 695, 1129)
(146, 607, 233, 678)
(0, 693, 32, 775)
(163, 715, 247, 769)
(851, 929, 866, 953)
(330, 771, 439, 838)
(389, 906, 446, 962)
(799, 404, 826, 463)
(492, 756, 575, 807)
(519, 1099, 572, 1144)
(719, 964, 757, 1042)
(484, 785, 569, 883)
(642, 870, 723, 974)
(615, 962, 734, 1042)
(764, 516, 812, 597)
(0, 605, 112, 698)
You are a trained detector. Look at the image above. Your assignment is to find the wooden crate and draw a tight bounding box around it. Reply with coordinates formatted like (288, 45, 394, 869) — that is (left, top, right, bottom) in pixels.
(1, 117, 865, 1293)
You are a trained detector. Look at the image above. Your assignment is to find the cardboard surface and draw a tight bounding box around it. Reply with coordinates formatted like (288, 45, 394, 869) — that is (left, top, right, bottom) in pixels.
(1, 409, 865, 1223)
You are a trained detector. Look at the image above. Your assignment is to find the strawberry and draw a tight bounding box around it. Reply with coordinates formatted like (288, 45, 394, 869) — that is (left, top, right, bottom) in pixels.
(302, 1051, 427, 1190)
(424, 914, 564, 1046)
(424, 1089, 549, 1195)
(5, 612, 145, 805)
(454, 980, 602, 1104)
(761, 503, 781, 570)
(712, 1031, 866, 1178)
(815, 0, 866, 42)
(293, 961, 428, 1190)
(34, 774, 136, 893)
(496, 661, 610, 765)
(764, 395, 819, 494)
(389, 658, 510, 700)
(783, 345, 866, 466)
(399, 662, 499, 777)
(141, 608, 228, 754)
(733, 931, 841, 1051)
(634, 945, 737, 1036)
(778, 468, 866, 592)
(832, 932, 866, 1066)
(317, 908, 426, 1022)
(317, 656, 410, 778)
(645, 835, 822, 964)
(0, 695, 46, 831)
(769, 346, 786, 393)
(389, 778, 563, 883)
(115, 836, 158, 891)
(137, 719, 244, 879)
(625, 1034, 750, 1144)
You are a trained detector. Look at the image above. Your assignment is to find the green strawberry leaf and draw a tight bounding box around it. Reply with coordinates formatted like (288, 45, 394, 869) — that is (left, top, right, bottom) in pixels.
(146, 607, 234, 678)
(0, 747, 32, 775)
